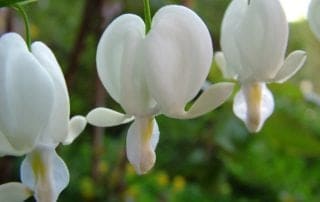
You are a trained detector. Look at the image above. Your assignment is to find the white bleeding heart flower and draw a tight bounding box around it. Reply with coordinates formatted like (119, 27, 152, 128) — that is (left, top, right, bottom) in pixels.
(308, 0, 320, 41)
(216, 0, 306, 132)
(87, 5, 234, 174)
(0, 33, 87, 202)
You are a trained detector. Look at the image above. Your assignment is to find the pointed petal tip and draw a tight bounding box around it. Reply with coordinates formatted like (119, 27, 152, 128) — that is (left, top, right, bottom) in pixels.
(133, 150, 156, 175)
(86, 107, 134, 127)
(126, 118, 159, 175)
(233, 83, 274, 133)
(0, 182, 33, 202)
(273, 50, 307, 83)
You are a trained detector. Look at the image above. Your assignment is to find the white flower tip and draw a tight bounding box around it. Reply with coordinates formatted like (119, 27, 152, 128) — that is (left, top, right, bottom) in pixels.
(233, 83, 274, 133)
(86, 107, 134, 127)
(135, 149, 156, 175)
(0, 182, 33, 202)
(20, 147, 70, 202)
(126, 118, 159, 175)
(63, 116, 87, 145)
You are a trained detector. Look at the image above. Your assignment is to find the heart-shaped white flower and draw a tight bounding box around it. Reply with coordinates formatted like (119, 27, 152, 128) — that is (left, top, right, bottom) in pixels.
(87, 5, 234, 174)
(216, 0, 306, 132)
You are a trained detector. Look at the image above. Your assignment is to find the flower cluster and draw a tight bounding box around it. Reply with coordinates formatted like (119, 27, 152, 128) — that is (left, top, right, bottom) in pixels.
(0, 0, 313, 201)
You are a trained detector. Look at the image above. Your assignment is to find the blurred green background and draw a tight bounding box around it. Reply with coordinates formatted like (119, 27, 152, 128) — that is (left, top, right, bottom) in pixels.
(1, 0, 320, 201)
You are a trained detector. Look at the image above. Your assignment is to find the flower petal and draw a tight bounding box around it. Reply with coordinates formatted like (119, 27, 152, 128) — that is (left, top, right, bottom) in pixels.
(233, 83, 274, 132)
(144, 5, 213, 116)
(215, 52, 238, 80)
(97, 14, 156, 115)
(308, 0, 320, 41)
(126, 117, 159, 175)
(62, 116, 87, 145)
(221, 0, 288, 81)
(0, 33, 54, 154)
(20, 145, 69, 202)
(86, 107, 134, 127)
(272, 50, 307, 83)
(31, 42, 70, 146)
(169, 82, 234, 119)
(0, 182, 33, 202)
(0, 130, 22, 156)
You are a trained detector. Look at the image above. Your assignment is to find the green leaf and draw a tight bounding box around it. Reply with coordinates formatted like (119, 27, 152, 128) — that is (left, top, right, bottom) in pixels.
(0, 0, 36, 7)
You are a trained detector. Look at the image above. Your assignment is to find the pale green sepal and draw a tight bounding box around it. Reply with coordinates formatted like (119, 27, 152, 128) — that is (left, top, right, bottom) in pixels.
(0, 182, 33, 202)
(272, 50, 307, 83)
(168, 82, 234, 119)
(62, 116, 87, 145)
(86, 107, 134, 127)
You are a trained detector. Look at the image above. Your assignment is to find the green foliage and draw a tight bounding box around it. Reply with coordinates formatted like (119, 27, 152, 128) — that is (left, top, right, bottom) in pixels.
(0, 0, 36, 7)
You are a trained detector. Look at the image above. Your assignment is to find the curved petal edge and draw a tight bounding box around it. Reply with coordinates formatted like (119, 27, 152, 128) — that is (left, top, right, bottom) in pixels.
(126, 117, 159, 175)
(0, 182, 33, 202)
(86, 107, 134, 127)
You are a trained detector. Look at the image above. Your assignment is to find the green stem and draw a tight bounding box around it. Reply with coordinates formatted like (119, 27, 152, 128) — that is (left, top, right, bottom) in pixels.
(14, 4, 31, 50)
(143, 0, 152, 34)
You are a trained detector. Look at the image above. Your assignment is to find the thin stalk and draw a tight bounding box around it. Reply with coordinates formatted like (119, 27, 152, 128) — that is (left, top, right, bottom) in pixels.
(14, 4, 31, 50)
(143, 0, 152, 34)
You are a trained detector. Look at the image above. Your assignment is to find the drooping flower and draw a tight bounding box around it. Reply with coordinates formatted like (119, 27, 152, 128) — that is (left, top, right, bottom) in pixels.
(87, 5, 234, 174)
(216, 0, 306, 132)
(308, 0, 320, 41)
(0, 33, 87, 202)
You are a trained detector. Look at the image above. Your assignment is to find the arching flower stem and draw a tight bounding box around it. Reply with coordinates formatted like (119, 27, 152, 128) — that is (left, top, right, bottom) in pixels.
(13, 4, 31, 50)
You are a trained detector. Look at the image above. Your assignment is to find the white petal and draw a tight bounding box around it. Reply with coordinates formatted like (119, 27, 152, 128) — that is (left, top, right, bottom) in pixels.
(0, 182, 33, 202)
(0, 130, 23, 156)
(126, 117, 159, 175)
(169, 83, 234, 119)
(221, 0, 288, 81)
(233, 83, 274, 132)
(31, 42, 70, 146)
(97, 14, 156, 115)
(86, 107, 134, 127)
(0, 33, 55, 154)
(308, 0, 320, 41)
(272, 50, 307, 83)
(214, 52, 238, 80)
(63, 116, 87, 145)
(144, 5, 213, 116)
(20, 145, 69, 202)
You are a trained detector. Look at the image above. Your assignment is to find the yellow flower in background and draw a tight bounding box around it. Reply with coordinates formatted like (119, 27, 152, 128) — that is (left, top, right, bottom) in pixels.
(156, 171, 169, 187)
(172, 175, 186, 192)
